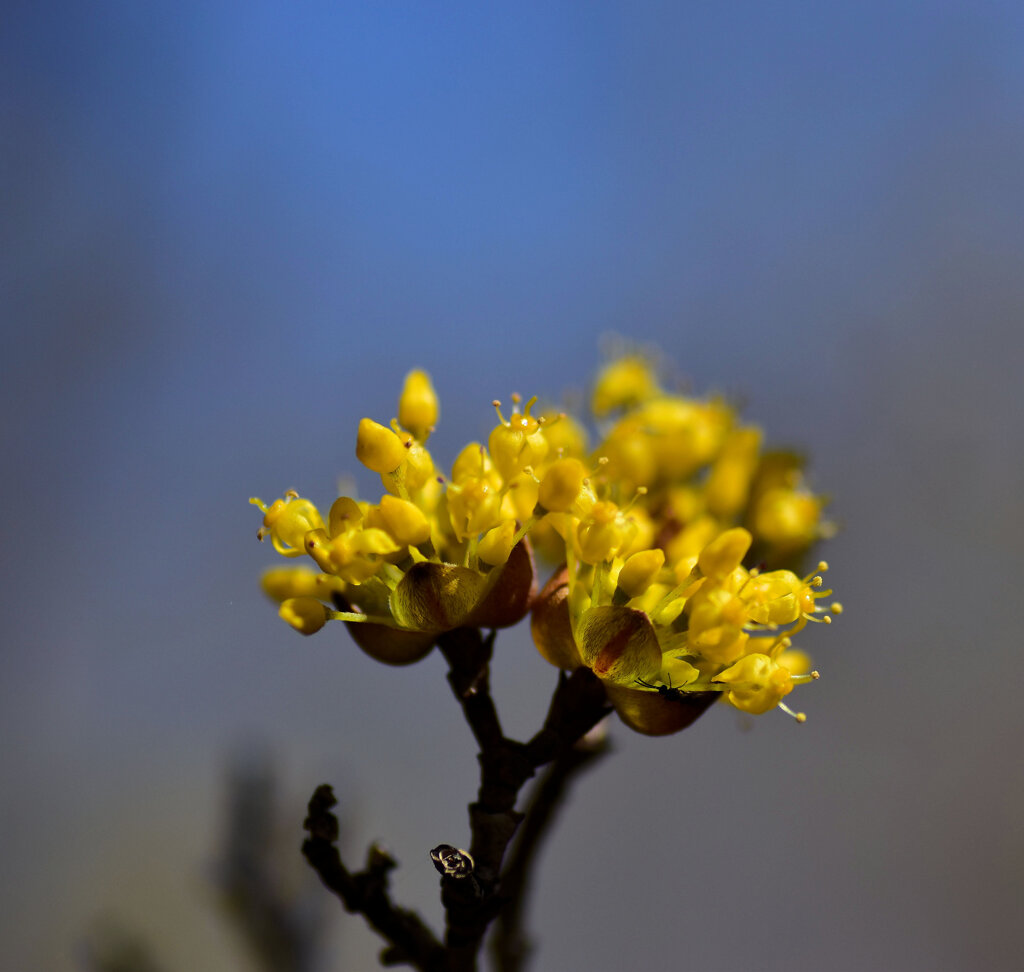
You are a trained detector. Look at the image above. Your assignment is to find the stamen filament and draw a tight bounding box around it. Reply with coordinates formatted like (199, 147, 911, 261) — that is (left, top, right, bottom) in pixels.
(327, 610, 406, 629)
(777, 701, 807, 723)
(511, 515, 538, 547)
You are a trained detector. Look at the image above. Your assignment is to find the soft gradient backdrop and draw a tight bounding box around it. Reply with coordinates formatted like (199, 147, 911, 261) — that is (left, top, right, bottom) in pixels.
(3, 2, 1023, 970)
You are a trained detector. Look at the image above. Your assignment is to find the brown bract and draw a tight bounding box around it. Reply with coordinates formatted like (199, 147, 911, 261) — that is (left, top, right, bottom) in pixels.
(575, 605, 661, 682)
(338, 540, 536, 666)
(603, 682, 718, 736)
(529, 566, 582, 670)
(345, 620, 437, 666)
(466, 537, 536, 629)
(531, 564, 719, 736)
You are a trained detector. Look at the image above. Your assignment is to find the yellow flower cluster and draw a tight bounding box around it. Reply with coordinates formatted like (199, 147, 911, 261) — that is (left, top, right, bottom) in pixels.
(252, 356, 840, 732)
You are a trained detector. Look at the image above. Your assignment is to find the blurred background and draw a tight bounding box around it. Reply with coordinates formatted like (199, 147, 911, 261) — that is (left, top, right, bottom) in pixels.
(3, 2, 1023, 970)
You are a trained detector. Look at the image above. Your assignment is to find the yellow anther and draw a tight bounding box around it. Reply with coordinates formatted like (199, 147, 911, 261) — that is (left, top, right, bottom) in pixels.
(777, 702, 808, 723)
(302, 528, 337, 573)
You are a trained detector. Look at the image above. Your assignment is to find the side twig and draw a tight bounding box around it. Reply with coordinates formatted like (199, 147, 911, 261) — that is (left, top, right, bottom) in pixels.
(300, 633, 613, 972)
(301, 785, 446, 972)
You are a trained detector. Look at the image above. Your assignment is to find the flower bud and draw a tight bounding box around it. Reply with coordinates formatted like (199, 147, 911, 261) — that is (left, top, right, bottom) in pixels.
(398, 370, 439, 439)
(713, 653, 794, 714)
(356, 418, 407, 474)
(538, 457, 587, 512)
(617, 548, 665, 598)
(375, 494, 432, 546)
(328, 496, 363, 536)
(279, 597, 329, 635)
(591, 356, 658, 416)
(753, 487, 822, 550)
(697, 527, 752, 579)
(262, 566, 344, 602)
(478, 519, 516, 566)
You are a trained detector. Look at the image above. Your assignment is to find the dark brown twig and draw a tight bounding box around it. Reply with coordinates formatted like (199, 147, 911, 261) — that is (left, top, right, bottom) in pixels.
(434, 635, 613, 969)
(301, 632, 613, 971)
(437, 628, 504, 751)
(301, 785, 446, 972)
(489, 733, 611, 972)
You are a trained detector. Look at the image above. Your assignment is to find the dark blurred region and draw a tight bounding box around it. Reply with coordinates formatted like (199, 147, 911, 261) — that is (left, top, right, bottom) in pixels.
(214, 747, 327, 972)
(2, 3, 1023, 970)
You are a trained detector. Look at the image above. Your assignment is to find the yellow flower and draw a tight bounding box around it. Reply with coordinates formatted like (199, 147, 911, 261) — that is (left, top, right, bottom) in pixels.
(488, 395, 549, 480)
(713, 653, 796, 716)
(537, 457, 588, 513)
(250, 492, 325, 556)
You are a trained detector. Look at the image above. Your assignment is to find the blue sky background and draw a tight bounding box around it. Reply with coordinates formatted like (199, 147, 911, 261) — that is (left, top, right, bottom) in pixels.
(3, 2, 1024, 970)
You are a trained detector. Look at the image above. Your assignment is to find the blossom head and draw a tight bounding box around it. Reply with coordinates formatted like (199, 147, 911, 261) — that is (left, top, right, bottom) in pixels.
(253, 374, 538, 664)
(528, 353, 838, 733)
(253, 354, 838, 731)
